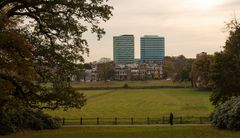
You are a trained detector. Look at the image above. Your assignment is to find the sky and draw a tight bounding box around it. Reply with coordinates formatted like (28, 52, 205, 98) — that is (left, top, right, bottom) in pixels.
(83, 0, 240, 62)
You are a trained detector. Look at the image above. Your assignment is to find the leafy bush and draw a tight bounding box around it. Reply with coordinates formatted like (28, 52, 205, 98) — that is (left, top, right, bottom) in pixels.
(39, 114, 62, 129)
(0, 108, 61, 135)
(123, 83, 129, 88)
(0, 111, 16, 135)
(211, 97, 240, 130)
(10, 108, 62, 130)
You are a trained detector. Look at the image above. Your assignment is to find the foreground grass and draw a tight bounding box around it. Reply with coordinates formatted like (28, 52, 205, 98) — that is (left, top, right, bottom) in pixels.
(71, 81, 191, 89)
(2, 126, 240, 138)
(47, 88, 213, 118)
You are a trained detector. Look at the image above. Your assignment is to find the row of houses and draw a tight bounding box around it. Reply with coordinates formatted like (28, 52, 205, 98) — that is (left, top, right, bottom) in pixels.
(115, 63, 163, 81)
(75, 63, 163, 82)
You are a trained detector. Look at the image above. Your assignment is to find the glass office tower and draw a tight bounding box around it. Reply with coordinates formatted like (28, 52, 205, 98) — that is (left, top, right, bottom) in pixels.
(113, 35, 134, 64)
(141, 35, 165, 63)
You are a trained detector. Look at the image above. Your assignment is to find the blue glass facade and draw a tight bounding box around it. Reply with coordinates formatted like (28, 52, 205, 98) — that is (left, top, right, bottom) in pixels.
(113, 35, 134, 64)
(141, 35, 165, 63)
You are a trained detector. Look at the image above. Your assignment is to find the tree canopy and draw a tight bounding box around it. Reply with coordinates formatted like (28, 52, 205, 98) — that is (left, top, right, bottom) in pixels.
(0, 0, 113, 110)
(97, 57, 114, 82)
(191, 52, 213, 89)
(210, 19, 240, 105)
(163, 55, 194, 83)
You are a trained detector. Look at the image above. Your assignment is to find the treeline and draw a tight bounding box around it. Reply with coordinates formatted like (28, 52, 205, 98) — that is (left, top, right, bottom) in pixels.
(164, 19, 240, 130)
(73, 57, 115, 82)
(194, 19, 240, 130)
(163, 55, 194, 83)
(78, 56, 195, 83)
(163, 53, 213, 90)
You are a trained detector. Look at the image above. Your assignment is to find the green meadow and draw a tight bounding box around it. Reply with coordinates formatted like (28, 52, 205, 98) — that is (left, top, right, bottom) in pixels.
(71, 81, 191, 89)
(2, 126, 240, 138)
(48, 88, 213, 118)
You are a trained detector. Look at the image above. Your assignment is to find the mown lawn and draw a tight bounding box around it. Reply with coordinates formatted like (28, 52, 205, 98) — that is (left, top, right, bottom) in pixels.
(2, 126, 240, 138)
(47, 88, 213, 118)
(71, 81, 191, 89)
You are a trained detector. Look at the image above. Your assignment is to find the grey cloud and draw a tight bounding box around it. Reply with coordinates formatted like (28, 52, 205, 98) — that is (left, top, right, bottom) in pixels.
(84, 0, 234, 62)
(216, 0, 240, 11)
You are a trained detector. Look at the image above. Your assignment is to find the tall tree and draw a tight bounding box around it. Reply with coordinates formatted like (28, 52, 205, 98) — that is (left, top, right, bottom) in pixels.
(210, 18, 240, 105)
(97, 57, 114, 82)
(163, 56, 175, 79)
(173, 55, 194, 82)
(0, 0, 113, 110)
(163, 56, 194, 82)
(191, 52, 213, 88)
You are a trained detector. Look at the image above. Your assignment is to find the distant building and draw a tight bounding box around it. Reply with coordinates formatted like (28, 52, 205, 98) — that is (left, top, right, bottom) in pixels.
(114, 63, 163, 81)
(141, 35, 165, 63)
(113, 35, 134, 64)
(114, 64, 128, 80)
(72, 62, 163, 82)
(134, 58, 141, 64)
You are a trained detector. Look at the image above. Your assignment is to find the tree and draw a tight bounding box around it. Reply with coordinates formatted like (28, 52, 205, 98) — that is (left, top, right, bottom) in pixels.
(210, 18, 240, 105)
(191, 52, 213, 88)
(83, 63, 92, 70)
(163, 56, 194, 83)
(172, 55, 194, 82)
(97, 57, 115, 82)
(0, 0, 113, 110)
(163, 57, 175, 79)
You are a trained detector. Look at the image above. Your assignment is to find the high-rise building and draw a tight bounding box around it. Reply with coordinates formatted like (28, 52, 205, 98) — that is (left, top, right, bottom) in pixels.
(113, 35, 134, 64)
(141, 35, 165, 63)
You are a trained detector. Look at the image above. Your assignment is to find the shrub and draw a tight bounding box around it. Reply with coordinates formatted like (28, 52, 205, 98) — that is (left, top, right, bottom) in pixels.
(0, 111, 16, 135)
(10, 108, 62, 130)
(123, 83, 129, 88)
(40, 114, 62, 129)
(0, 108, 62, 135)
(211, 97, 240, 130)
(9, 108, 43, 130)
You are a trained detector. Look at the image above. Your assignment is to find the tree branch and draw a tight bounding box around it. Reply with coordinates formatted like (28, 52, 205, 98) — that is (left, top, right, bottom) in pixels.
(0, 0, 14, 10)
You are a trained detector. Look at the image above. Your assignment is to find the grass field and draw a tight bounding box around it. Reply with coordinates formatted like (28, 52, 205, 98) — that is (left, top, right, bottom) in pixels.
(47, 88, 213, 118)
(2, 126, 240, 138)
(71, 81, 191, 89)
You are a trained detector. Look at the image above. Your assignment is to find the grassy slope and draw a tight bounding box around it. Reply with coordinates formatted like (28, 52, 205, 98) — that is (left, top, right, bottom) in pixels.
(2, 126, 240, 138)
(48, 88, 213, 118)
(71, 81, 191, 88)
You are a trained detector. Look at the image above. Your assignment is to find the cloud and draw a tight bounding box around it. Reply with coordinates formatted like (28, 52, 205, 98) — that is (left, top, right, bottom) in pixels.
(216, 0, 240, 11)
(84, 0, 239, 62)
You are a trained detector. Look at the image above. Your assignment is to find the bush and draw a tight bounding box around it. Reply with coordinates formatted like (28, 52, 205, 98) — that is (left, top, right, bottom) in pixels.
(0, 108, 62, 135)
(10, 108, 41, 130)
(40, 114, 62, 129)
(211, 97, 240, 130)
(0, 111, 16, 135)
(123, 83, 129, 88)
(10, 108, 62, 130)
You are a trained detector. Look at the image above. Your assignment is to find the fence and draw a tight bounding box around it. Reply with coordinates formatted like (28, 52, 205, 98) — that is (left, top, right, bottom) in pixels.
(61, 116, 211, 126)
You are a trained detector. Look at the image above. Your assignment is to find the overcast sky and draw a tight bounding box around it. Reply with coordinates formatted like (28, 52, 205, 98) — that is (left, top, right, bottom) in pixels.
(83, 0, 240, 62)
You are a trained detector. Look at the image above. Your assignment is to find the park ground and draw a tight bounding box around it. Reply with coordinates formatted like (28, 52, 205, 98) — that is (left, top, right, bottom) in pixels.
(1, 126, 240, 138)
(47, 88, 213, 118)
(5, 81, 236, 137)
(70, 80, 191, 89)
